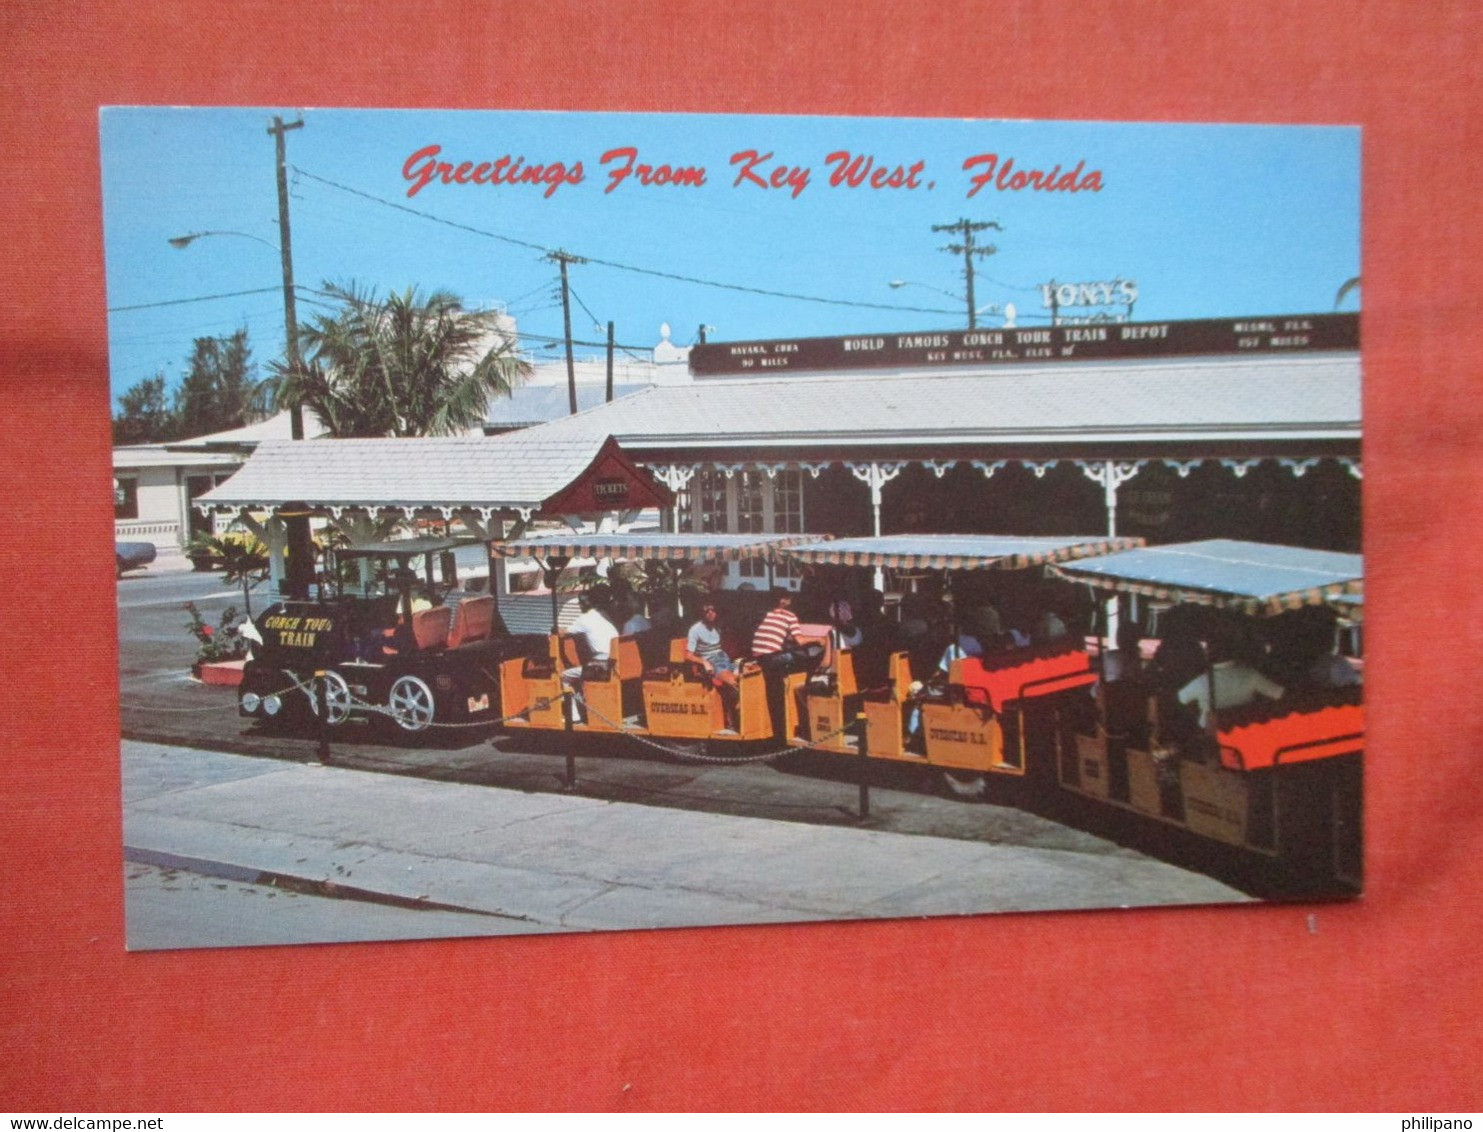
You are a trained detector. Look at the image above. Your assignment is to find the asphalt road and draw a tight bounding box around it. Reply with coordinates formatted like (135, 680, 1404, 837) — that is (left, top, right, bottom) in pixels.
(115, 566, 1292, 899)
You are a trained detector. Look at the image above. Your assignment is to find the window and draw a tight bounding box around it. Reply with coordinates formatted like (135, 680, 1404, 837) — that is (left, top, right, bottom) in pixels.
(735, 471, 766, 534)
(680, 468, 805, 580)
(773, 471, 803, 533)
(685, 468, 729, 534)
(681, 467, 805, 564)
(114, 477, 139, 520)
(506, 564, 546, 594)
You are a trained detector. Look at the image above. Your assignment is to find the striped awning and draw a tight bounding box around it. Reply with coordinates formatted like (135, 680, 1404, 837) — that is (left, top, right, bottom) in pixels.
(778, 534, 1145, 571)
(493, 532, 822, 562)
(338, 536, 480, 558)
(1053, 539, 1363, 616)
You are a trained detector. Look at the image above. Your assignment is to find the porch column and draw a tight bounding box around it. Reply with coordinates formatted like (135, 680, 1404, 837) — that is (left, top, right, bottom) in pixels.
(234, 513, 286, 596)
(1078, 459, 1145, 539)
(1078, 460, 1144, 647)
(848, 461, 903, 591)
(649, 464, 697, 533)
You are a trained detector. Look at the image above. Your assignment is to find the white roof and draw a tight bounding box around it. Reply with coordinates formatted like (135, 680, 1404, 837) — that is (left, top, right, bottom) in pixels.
(113, 410, 331, 471)
(198, 433, 615, 512)
(485, 384, 654, 430)
(510, 353, 1360, 452)
(166, 409, 330, 448)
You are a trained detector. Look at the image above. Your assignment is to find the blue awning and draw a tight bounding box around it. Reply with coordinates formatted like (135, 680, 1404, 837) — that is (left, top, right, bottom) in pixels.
(1053, 539, 1363, 615)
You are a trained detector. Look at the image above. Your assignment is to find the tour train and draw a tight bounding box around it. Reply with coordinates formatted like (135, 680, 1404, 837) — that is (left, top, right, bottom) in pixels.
(236, 530, 1364, 889)
(236, 536, 548, 734)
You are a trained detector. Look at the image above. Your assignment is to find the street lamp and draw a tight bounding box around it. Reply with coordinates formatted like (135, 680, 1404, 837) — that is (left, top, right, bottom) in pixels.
(168, 226, 303, 443)
(168, 229, 280, 253)
(167, 116, 312, 600)
(888, 279, 1002, 322)
(169, 226, 303, 434)
(170, 224, 314, 599)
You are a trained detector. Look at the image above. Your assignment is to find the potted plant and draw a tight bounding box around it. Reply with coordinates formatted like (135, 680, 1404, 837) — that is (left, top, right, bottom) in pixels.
(183, 601, 247, 678)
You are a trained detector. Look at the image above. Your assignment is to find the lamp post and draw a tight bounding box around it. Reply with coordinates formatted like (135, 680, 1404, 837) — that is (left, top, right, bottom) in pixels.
(168, 227, 306, 449)
(167, 113, 313, 600)
(888, 280, 1001, 324)
(168, 230, 279, 253)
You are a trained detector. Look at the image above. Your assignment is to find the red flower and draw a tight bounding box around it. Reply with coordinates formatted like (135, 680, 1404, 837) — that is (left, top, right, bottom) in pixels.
(202, 625, 214, 637)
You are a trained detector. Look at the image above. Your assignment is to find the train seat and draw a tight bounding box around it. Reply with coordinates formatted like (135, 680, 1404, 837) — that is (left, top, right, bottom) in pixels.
(411, 605, 452, 650)
(448, 594, 495, 647)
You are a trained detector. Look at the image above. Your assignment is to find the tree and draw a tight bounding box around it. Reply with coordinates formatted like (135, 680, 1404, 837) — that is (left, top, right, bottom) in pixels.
(184, 531, 270, 617)
(113, 372, 176, 444)
(272, 283, 529, 438)
(174, 328, 267, 439)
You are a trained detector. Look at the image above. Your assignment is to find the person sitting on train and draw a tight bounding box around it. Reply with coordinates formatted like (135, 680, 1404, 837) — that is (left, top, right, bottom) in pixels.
(845, 589, 895, 690)
(1176, 627, 1285, 732)
(936, 604, 1004, 672)
(1262, 605, 1362, 691)
(563, 584, 620, 722)
(1033, 606, 1070, 646)
(1309, 650, 1362, 689)
(751, 590, 806, 660)
(830, 598, 864, 651)
(751, 590, 823, 738)
(618, 594, 652, 637)
(685, 600, 739, 730)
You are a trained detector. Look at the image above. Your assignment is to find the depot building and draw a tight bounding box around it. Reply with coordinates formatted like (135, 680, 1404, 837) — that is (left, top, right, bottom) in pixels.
(198, 311, 1360, 620)
(495, 312, 1360, 590)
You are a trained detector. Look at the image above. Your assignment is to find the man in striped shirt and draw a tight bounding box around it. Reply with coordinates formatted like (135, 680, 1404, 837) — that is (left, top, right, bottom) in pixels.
(751, 591, 801, 658)
(751, 591, 818, 740)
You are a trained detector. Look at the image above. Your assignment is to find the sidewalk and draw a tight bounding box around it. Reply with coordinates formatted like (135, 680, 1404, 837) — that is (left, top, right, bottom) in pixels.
(122, 740, 1250, 947)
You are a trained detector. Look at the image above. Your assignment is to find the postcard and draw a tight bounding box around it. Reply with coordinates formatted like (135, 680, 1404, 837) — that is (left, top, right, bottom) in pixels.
(105, 109, 1362, 950)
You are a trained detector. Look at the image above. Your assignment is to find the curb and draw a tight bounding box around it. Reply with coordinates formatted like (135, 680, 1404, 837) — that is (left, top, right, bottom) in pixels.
(123, 844, 526, 922)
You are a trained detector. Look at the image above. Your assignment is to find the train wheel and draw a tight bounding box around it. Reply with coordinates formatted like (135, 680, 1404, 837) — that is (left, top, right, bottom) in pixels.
(306, 670, 352, 726)
(941, 770, 989, 801)
(387, 675, 436, 732)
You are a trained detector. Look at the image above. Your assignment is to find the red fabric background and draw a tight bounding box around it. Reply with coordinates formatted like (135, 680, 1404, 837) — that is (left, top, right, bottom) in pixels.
(3, 1, 1480, 1111)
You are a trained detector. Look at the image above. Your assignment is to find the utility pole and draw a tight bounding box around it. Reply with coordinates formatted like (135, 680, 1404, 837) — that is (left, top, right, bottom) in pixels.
(1040, 279, 1061, 326)
(605, 321, 615, 403)
(268, 113, 314, 601)
(546, 250, 586, 415)
(932, 218, 1002, 329)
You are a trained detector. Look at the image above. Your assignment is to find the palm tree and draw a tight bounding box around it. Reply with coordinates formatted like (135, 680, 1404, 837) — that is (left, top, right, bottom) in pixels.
(272, 283, 529, 437)
(184, 531, 270, 617)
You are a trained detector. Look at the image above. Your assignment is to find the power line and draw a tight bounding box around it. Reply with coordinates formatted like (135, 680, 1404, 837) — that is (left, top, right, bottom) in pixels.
(291, 165, 961, 318)
(568, 284, 604, 331)
(511, 327, 652, 353)
(293, 166, 552, 254)
(108, 286, 283, 313)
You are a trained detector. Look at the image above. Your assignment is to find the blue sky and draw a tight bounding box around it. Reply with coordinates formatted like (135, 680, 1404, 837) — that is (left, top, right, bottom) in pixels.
(100, 108, 1360, 404)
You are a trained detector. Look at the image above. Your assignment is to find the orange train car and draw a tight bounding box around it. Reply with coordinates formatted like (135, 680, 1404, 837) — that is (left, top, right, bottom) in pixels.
(492, 532, 823, 747)
(1054, 539, 1365, 887)
(774, 534, 1140, 785)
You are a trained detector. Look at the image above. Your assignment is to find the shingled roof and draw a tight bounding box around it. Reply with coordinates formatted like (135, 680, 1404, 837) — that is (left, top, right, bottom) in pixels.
(509, 353, 1360, 452)
(198, 433, 621, 513)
